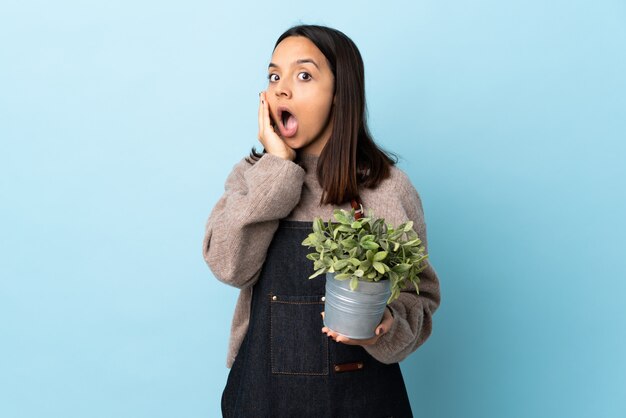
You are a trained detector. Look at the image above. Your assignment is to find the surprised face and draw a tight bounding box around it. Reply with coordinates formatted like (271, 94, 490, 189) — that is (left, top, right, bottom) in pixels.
(266, 36, 336, 156)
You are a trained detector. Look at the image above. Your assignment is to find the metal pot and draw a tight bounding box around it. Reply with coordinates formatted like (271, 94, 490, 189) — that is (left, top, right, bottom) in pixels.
(323, 272, 391, 339)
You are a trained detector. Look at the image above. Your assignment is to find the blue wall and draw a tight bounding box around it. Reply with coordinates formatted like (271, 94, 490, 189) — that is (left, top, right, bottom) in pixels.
(1, 1, 624, 417)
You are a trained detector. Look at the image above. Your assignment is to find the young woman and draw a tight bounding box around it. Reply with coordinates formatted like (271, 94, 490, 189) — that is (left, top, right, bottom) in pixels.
(203, 24, 441, 417)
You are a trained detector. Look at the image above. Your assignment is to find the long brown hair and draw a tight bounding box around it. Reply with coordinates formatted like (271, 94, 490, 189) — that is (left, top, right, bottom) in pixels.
(249, 24, 396, 205)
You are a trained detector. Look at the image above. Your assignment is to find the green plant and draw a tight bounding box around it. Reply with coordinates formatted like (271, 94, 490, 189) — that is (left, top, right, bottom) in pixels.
(301, 208, 429, 302)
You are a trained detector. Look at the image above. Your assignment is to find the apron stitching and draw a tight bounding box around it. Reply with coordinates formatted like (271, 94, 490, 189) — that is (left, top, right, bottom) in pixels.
(272, 370, 329, 376)
(269, 293, 329, 376)
(272, 301, 324, 305)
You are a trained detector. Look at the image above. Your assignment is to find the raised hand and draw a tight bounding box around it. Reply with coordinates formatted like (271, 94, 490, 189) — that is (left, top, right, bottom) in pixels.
(258, 91, 296, 161)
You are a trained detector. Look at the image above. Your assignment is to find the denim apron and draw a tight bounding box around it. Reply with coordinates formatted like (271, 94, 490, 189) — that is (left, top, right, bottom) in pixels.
(221, 221, 413, 418)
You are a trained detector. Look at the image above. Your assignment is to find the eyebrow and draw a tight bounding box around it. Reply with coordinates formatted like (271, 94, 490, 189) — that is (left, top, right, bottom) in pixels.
(268, 58, 320, 70)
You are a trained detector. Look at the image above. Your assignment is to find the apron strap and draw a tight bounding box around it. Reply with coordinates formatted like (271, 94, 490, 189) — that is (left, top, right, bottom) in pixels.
(350, 196, 364, 220)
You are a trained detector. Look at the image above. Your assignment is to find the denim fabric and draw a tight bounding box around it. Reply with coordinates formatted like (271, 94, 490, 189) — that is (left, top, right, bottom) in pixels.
(221, 221, 413, 418)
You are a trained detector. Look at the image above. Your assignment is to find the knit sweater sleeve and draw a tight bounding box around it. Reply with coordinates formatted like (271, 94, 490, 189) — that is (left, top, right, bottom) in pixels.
(363, 172, 441, 363)
(202, 153, 305, 289)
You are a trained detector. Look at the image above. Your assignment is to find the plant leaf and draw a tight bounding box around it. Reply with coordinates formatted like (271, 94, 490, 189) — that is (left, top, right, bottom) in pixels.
(403, 239, 421, 247)
(360, 234, 375, 243)
(312, 218, 322, 234)
(360, 260, 371, 271)
(308, 268, 326, 279)
(351, 220, 363, 229)
(333, 259, 349, 270)
(341, 239, 358, 249)
(373, 251, 388, 261)
(335, 273, 352, 280)
(392, 264, 411, 273)
(347, 258, 361, 266)
(338, 225, 356, 234)
(361, 241, 379, 250)
(373, 261, 386, 274)
(334, 210, 351, 225)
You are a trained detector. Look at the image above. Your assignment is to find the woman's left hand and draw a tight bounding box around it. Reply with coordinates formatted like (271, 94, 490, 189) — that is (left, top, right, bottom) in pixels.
(321, 309, 394, 346)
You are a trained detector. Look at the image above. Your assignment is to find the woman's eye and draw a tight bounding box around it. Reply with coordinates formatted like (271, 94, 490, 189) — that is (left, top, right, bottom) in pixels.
(298, 72, 312, 81)
(268, 74, 279, 82)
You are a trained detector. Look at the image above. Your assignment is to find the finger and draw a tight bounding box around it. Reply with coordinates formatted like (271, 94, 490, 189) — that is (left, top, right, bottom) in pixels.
(375, 310, 393, 335)
(261, 92, 271, 130)
(257, 91, 265, 143)
(321, 311, 325, 319)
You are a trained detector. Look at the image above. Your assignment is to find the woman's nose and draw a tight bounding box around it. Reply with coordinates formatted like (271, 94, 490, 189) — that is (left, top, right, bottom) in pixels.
(274, 79, 292, 98)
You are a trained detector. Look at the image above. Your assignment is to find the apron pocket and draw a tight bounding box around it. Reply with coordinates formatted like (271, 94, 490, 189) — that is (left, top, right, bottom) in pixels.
(270, 294, 328, 376)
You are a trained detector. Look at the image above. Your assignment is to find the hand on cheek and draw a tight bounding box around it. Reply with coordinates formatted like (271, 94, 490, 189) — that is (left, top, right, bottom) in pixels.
(257, 91, 296, 161)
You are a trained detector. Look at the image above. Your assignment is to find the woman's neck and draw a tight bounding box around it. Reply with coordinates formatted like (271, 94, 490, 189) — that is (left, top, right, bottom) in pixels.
(298, 152, 319, 169)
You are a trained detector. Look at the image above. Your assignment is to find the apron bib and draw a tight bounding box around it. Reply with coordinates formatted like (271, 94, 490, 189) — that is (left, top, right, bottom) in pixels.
(221, 221, 413, 418)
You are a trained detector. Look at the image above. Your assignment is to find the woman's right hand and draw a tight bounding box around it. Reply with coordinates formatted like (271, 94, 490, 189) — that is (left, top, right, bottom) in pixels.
(258, 91, 296, 161)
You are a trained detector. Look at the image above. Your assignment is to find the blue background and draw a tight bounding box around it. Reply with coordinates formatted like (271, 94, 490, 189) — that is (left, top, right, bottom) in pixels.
(1, 1, 625, 417)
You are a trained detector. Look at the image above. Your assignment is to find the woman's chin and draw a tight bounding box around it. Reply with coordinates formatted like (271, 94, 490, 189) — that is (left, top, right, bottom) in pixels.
(282, 136, 302, 148)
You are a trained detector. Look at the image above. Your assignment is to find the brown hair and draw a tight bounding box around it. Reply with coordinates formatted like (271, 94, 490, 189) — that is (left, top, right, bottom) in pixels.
(249, 24, 396, 205)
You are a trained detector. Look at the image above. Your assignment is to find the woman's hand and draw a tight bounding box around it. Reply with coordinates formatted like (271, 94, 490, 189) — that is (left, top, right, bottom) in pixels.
(321, 309, 394, 346)
(258, 91, 296, 161)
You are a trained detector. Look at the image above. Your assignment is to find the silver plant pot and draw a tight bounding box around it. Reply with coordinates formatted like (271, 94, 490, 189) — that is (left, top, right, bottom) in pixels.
(323, 272, 391, 339)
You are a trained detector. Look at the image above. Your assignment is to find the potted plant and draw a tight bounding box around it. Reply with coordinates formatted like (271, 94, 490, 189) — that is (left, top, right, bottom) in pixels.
(301, 208, 429, 339)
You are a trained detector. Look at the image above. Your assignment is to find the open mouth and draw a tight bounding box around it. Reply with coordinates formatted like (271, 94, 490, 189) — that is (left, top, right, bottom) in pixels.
(278, 108, 298, 138)
(281, 110, 291, 126)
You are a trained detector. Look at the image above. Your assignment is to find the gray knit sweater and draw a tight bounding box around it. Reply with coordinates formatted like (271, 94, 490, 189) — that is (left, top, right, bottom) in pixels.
(203, 152, 441, 368)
